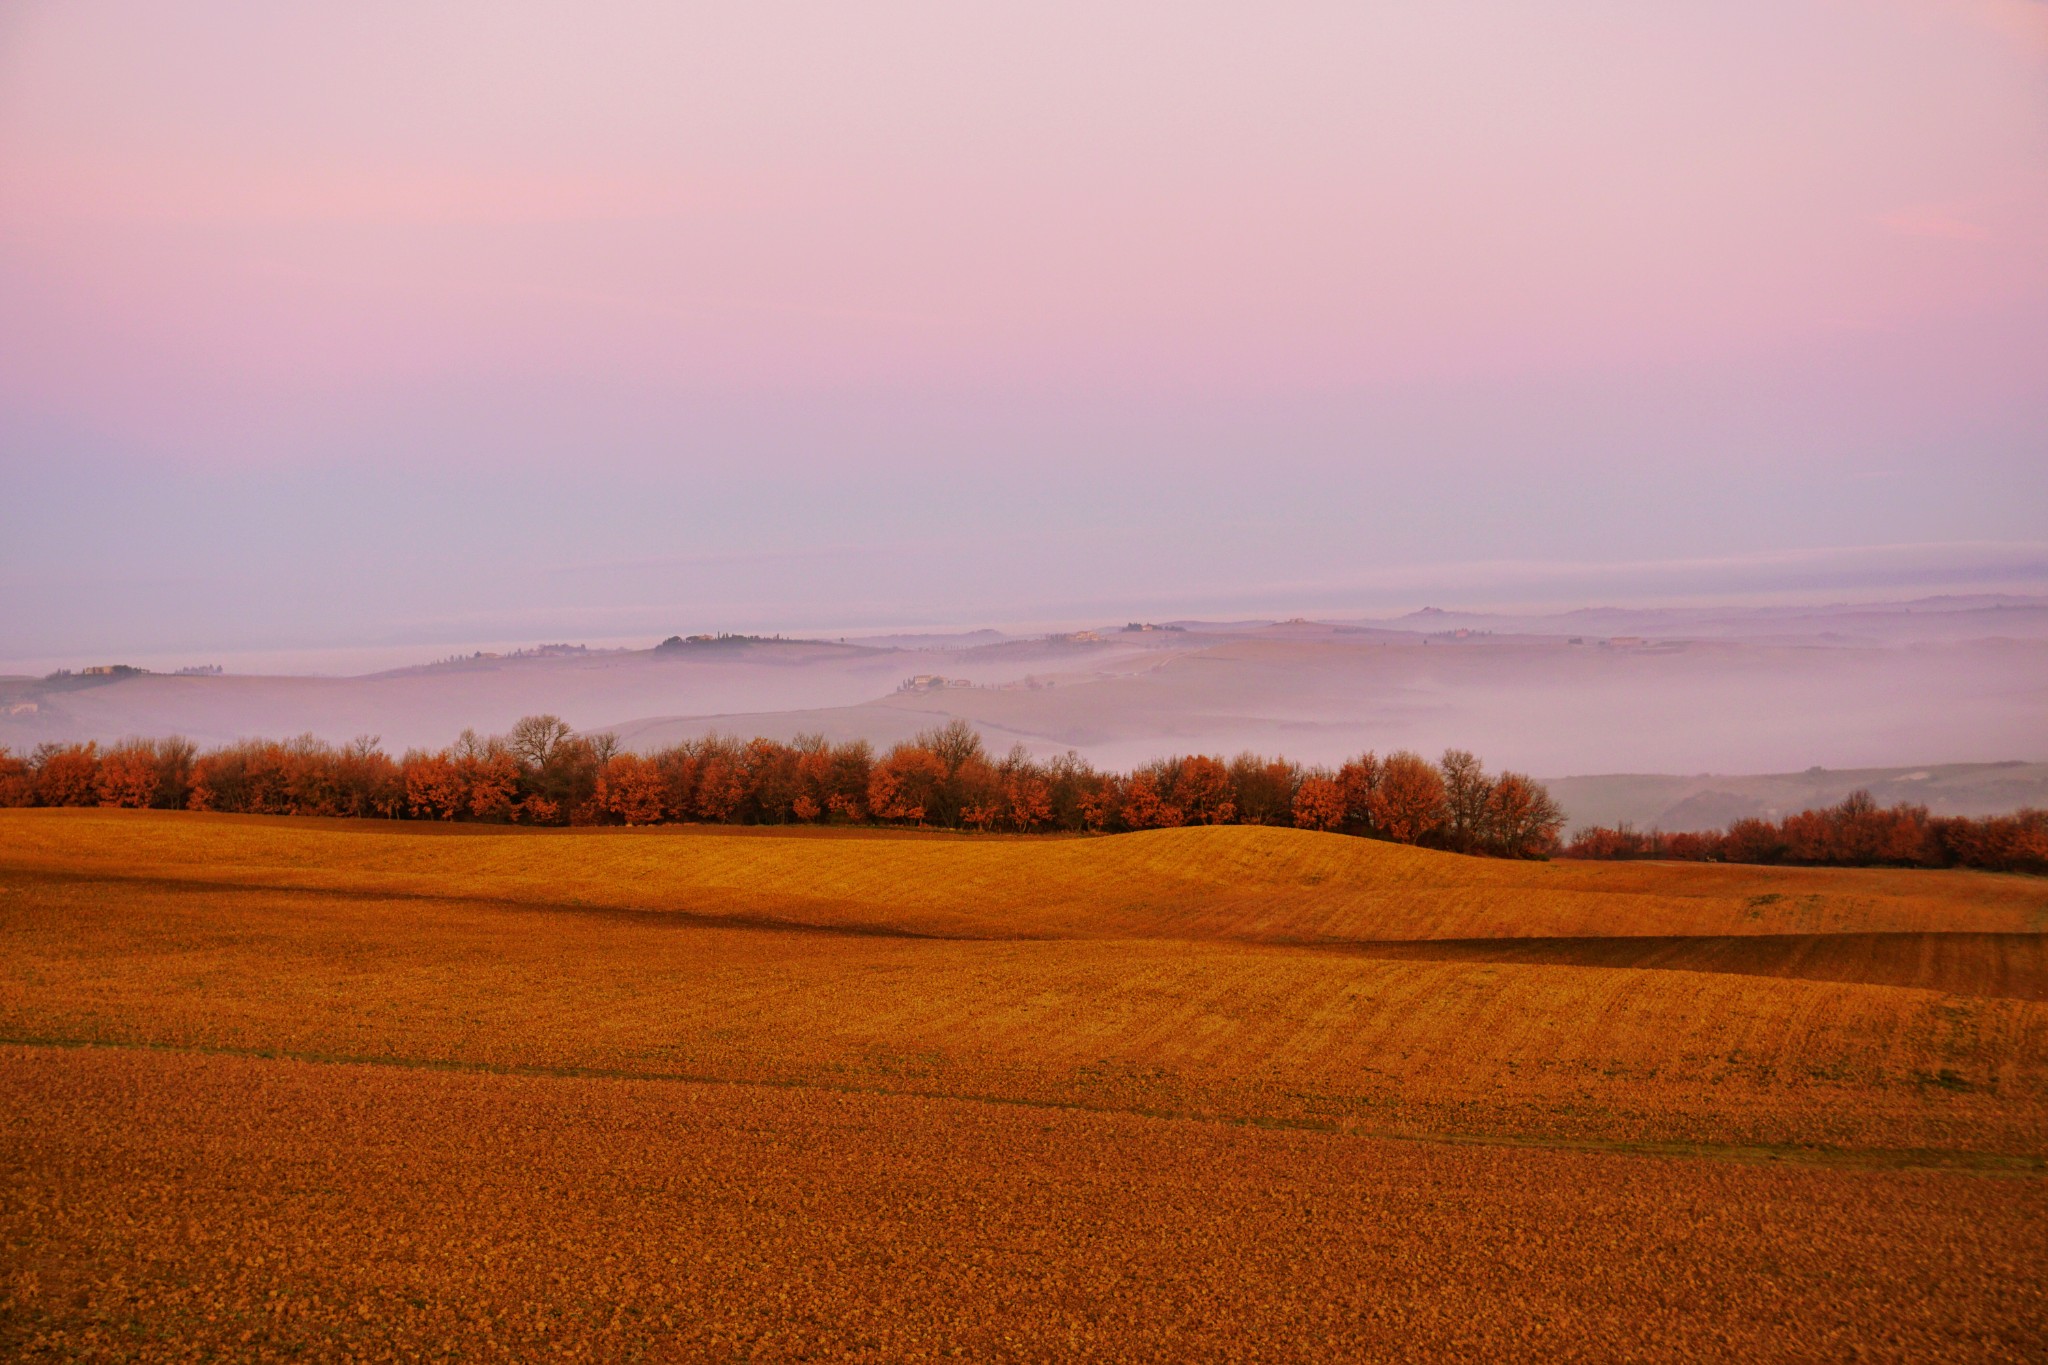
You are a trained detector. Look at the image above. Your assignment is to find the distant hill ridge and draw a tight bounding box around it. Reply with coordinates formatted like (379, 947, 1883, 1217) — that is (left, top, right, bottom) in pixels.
(1544, 761, 2048, 832)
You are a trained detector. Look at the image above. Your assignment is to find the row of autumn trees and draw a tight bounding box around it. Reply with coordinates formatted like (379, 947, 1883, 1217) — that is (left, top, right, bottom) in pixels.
(1565, 791, 2048, 874)
(0, 718, 1569, 857)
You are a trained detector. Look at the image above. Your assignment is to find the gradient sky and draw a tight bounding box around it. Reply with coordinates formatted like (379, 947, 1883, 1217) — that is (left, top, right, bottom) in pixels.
(3, 1, 2046, 669)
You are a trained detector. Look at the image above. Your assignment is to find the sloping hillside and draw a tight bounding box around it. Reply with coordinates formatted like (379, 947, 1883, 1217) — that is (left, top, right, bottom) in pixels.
(4, 809, 2042, 946)
(6, 803, 2045, 1360)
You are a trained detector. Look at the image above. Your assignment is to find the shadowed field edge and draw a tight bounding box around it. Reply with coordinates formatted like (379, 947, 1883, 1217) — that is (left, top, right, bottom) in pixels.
(1343, 932, 2048, 1001)
(9, 865, 2043, 998)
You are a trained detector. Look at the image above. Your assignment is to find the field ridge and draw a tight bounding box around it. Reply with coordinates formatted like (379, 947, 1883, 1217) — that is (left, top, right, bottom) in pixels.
(6, 808, 2044, 945)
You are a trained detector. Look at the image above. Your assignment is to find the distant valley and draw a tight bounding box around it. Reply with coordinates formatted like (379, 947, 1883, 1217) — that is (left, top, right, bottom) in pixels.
(6, 595, 2044, 833)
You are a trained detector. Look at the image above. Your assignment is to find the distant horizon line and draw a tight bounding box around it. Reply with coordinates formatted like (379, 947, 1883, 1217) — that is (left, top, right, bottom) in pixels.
(6, 588, 2045, 682)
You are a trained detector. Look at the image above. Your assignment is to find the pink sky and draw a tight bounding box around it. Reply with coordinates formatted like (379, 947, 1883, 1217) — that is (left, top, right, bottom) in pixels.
(2, 1, 2045, 661)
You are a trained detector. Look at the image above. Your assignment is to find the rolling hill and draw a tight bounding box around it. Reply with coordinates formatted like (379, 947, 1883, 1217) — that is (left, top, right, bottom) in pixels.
(6, 809, 2045, 1358)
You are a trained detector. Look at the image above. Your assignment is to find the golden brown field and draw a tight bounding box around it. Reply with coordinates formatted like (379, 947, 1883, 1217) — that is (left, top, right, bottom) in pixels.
(4, 808, 2046, 1360)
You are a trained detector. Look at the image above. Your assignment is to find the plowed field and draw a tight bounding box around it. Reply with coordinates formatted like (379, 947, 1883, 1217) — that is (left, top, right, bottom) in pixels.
(3, 809, 2044, 1360)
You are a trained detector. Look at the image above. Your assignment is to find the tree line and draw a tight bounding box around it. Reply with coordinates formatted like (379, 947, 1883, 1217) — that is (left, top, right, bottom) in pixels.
(1564, 791, 2047, 874)
(0, 718, 1566, 857)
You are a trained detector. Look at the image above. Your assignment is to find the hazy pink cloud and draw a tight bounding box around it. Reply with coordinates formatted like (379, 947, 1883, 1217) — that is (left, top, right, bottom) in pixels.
(4, 1, 2041, 430)
(1877, 201, 2017, 243)
(1953, 0, 2048, 53)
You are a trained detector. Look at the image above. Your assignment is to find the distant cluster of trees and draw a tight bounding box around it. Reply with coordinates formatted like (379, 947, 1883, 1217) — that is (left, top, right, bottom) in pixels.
(0, 719, 1566, 857)
(1564, 791, 2047, 874)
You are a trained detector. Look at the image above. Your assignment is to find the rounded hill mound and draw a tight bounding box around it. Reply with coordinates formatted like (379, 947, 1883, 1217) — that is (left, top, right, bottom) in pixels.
(3, 809, 2041, 947)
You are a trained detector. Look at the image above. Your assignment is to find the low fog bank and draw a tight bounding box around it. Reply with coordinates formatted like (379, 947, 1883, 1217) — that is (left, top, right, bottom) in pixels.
(1547, 763, 2048, 834)
(5, 600, 2043, 825)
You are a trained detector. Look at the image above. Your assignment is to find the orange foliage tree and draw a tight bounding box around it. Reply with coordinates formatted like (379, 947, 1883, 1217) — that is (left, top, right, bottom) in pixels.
(0, 748, 33, 807)
(1291, 775, 1347, 832)
(868, 746, 946, 825)
(1120, 771, 1182, 830)
(595, 752, 669, 825)
(33, 743, 101, 807)
(1370, 751, 1448, 845)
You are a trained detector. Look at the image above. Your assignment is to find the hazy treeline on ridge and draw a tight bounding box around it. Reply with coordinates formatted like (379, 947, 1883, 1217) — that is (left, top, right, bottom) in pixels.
(1567, 796, 2047, 875)
(4, 717, 1566, 859)
(10, 717, 2042, 871)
